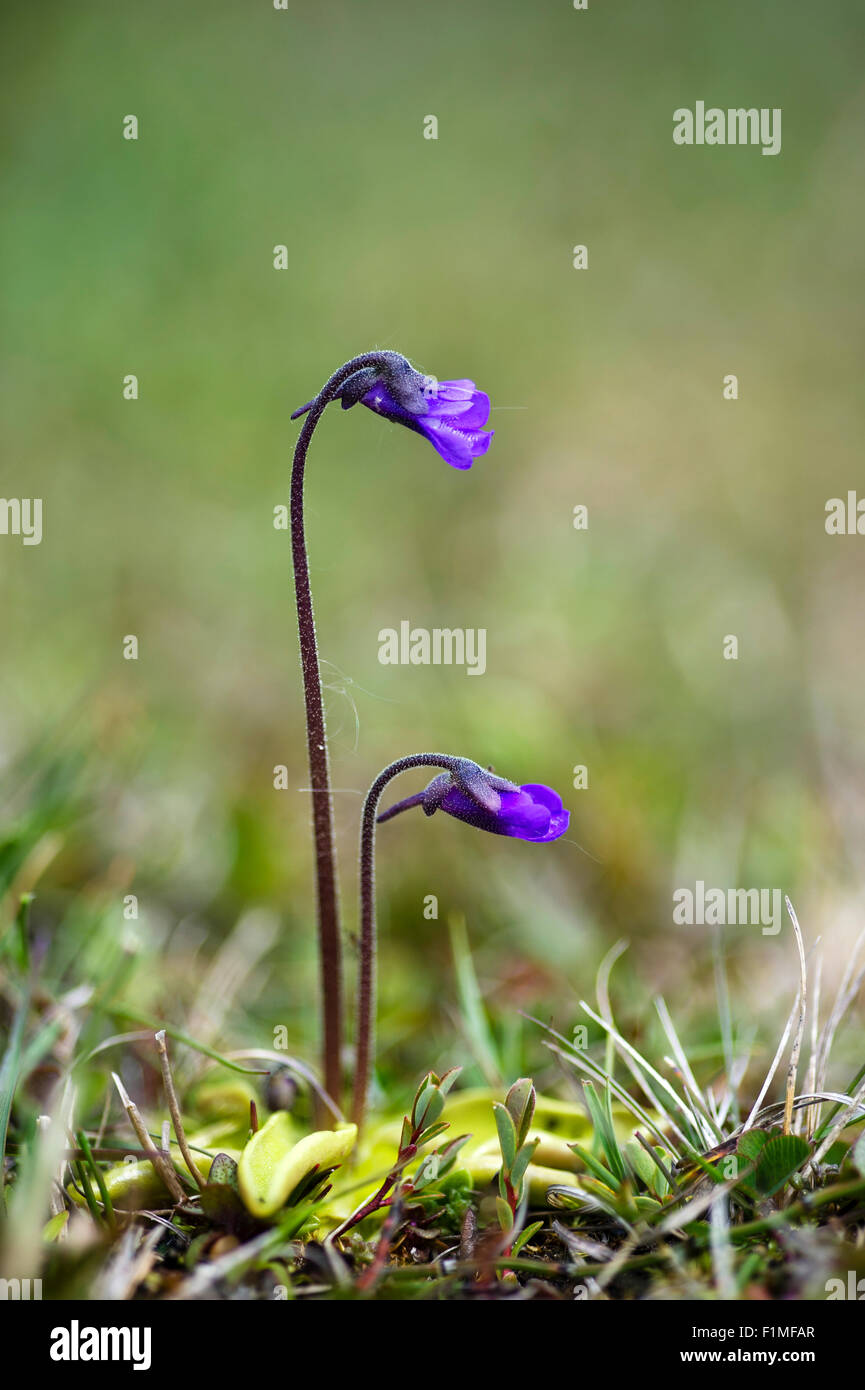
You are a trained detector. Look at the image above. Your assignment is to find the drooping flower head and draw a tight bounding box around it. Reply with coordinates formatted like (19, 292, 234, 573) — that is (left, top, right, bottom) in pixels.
(292, 351, 493, 471)
(379, 758, 570, 844)
(354, 752, 569, 1127)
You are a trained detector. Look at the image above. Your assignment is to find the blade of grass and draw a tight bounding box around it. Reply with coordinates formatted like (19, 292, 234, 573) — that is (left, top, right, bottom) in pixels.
(783, 897, 808, 1137)
(0, 984, 30, 1193)
(110, 1011, 268, 1076)
(712, 926, 739, 1127)
(741, 990, 800, 1131)
(447, 912, 501, 1086)
(595, 937, 628, 1082)
(655, 996, 723, 1147)
(579, 1000, 707, 1149)
(809, 1073, 865, 1171)
(542, 1037, 678, 1155)
(77, 1129, 116, 1232)
(710, 1190, 736, 1300)
(814, 921, 865, 1093)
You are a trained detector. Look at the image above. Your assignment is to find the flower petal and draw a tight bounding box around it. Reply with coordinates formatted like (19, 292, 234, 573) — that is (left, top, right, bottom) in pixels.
(420, 418, 494, 470)
(519, 784, 564, 814)
(354, 372, 494, 468)
(423, 382, 491, 429)
(437, 779, 569, 842)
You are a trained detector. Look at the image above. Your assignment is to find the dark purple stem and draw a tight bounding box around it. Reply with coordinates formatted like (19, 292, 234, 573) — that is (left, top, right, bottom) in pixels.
(290, 352, 408, 1108)
(352, 753, 463, 1130)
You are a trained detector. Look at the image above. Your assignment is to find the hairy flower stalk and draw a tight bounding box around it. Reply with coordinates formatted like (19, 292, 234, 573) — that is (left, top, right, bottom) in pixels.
(352, 755, 569, 1129)
(290, 353, 494, 1107)
(291, 352, 408, 1105)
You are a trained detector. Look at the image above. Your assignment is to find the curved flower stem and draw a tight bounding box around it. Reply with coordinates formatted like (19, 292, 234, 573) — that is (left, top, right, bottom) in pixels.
(290, 351, 407, 1107)
(352, 753, 463, 1130)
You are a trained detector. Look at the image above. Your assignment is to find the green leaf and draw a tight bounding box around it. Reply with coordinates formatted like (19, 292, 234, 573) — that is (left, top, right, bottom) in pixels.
(437, 1067, 462, 1098)
(509, 1138, 539, 1195)
(736, 1130, 769, 1166)
(199, 1175, 252, 1232)
(416, 1121, 449, 1148)
(42, 1210, 69, 1242)
(207, 1152, 240, 1189)
(495, 1195, 513, 1233)
(413, 1152, 441, 1189)
(853, 1130, 865, 1178)
(421, 1091, 445, 1132)
(411, 1071, 455, 1134)
(820, 1140, 849, 1168)
(634, 1194, 662, 1214)
(569, 1139, 615, 1187)
(512, 1219, 544, 1258)
(238, 1115, 357, 1219)
(412, 1076, 439, 1130)
(505, 1078, 536, 1148)
(493, 1103, 517, 1170)
(754, 1134, 810, 1197)
(437, 1133, 470, 1169)
(583, 1081, 626, 1183)
(9, 894, 33, 973)
(77, 1129, 116, 1230)
(623, 1138, 656, 1190)
(647, 1147, 673, 1197)
(68, 1159, 171, 1213)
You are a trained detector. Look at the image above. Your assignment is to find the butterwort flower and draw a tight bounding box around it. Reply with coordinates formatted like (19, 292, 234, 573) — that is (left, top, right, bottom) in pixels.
(434, 780, 570, 843)
(378, 758, 570, 844)
(354, 752, 570, 1127)
(292, 351, 493, 471)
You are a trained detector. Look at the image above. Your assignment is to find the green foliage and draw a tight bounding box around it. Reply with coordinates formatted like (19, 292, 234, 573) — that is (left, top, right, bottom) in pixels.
(581, 1081, 627, 1183)
(237, 1115, 357, 1219)
(753, 1135, 811, 1198)
(494, 1078, 540, 1236)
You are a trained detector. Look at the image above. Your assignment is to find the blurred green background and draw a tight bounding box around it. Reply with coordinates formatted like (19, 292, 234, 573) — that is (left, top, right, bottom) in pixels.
(2, 1, 864, 1101)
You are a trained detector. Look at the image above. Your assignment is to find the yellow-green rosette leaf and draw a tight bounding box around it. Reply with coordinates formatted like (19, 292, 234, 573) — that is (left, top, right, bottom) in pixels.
(67, 1159, 172, 1213)
(238, 1114, 357, 1219)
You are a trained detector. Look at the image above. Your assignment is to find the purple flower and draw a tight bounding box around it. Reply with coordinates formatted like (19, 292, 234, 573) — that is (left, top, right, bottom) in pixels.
(360, 376, 493, 471)
(378, 760, 570, 844)
(292, 353, 494, 471)
(436, 780, 570, 843)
